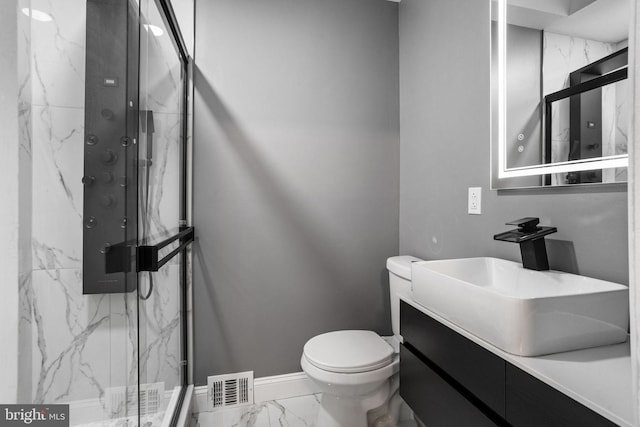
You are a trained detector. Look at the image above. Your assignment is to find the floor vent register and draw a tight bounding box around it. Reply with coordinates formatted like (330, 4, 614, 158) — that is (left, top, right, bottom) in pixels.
(207, 371, 254, 409)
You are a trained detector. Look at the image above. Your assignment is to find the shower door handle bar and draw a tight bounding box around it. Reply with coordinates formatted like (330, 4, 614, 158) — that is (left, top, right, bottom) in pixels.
(137, 226, 194, 272)
(155, 227, 194, 269)
(154, 226, 194, 250)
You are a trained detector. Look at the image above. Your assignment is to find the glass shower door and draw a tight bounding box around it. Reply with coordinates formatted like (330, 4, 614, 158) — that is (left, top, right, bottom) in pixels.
(136, 0, 189, 424)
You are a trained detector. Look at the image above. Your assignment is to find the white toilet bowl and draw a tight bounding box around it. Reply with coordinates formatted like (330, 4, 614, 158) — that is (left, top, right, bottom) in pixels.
(301, 330, 400, 427)
(300, 256, 422, 427)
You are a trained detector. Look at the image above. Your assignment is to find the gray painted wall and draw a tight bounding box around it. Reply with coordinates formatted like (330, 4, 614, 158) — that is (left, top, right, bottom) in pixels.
(399, 0, 628, 285)
(193, 0, 400, 383)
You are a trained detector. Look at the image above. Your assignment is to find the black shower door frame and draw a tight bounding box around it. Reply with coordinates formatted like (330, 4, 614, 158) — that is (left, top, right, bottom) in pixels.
(136, 0, 192, 425)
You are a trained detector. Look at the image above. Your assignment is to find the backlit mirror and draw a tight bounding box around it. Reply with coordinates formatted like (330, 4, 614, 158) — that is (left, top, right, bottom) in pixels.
(491, 0, 630, 189)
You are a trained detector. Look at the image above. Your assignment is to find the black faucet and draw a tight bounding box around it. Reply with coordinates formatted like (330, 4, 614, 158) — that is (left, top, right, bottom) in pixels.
(493, 217, 557, 271)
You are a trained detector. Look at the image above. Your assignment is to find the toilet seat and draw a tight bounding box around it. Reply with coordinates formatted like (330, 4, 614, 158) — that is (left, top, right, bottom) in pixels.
(300, 353, 399, 390)
(303, 330, 394, 373)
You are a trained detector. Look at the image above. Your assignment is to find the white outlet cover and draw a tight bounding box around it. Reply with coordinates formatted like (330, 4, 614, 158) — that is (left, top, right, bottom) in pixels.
(468, 187, 481, 215)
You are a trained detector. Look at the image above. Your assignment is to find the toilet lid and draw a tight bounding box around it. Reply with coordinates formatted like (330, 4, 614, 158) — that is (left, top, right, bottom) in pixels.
(303, 330, 394, 373)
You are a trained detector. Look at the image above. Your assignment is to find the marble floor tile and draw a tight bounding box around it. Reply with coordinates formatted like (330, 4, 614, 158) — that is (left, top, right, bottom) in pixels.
(265, 394, 320, 427)
(191, 403, 271, 427)
(191, 393, 418, 427)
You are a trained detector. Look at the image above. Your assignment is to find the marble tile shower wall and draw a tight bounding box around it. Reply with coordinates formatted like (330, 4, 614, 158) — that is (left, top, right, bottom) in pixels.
(17, 0, 182, 423)
(543, 32, 629, 185)
(137, 0, 184, 398)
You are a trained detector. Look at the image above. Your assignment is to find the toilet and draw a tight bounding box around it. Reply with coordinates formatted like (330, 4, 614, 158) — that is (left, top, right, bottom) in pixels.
(300, 255, 422, 427)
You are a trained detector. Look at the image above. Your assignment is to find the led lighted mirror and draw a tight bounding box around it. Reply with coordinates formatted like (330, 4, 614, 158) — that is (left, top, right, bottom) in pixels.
(491, 0, 630, 189)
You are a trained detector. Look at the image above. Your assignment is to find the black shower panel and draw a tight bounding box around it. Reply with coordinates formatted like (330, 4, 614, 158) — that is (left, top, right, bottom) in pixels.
(83, 0, 139, 294)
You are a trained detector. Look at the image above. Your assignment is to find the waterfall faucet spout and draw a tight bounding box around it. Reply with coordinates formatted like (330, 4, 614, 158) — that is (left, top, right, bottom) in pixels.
(493, 217, 557, 271)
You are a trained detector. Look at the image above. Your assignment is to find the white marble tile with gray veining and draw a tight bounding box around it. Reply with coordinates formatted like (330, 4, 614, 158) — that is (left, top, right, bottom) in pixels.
(30, 0, 86, 108)
(29, 269, 111, 406)
(108, 292, 141, 408)
(266, 394, 320, 427)
(138, 111, 182, 263)
(31, 105, 84, 270)
(18, 8, 32, 160)
(25, 268, 145, 427)
(138, 264, 182, 390)
(189, 393, 423, 427)
(191, 403, 272, 427)
(543, 32, 614, 95)
(72, 410, 166, 427)
(18, 272, 34, 402)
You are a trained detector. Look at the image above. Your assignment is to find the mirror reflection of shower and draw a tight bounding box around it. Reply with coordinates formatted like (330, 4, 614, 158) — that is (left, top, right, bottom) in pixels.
(491, 0, 630, 188)
(545, 48, 628, 185)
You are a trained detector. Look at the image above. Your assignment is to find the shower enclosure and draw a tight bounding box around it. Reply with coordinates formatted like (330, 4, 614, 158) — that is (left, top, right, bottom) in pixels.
(12, 0, 193, 425)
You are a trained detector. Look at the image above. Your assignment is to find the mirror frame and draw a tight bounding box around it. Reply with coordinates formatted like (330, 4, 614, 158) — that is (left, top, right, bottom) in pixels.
(493, 0, 630, 182)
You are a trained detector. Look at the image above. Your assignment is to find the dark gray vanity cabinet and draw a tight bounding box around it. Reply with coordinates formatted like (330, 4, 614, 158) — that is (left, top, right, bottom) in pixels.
(505, 365, 617, 427)
(400, 345, 500, 426)
(400, 301, 618, 427)
(400, 300, 507, 426)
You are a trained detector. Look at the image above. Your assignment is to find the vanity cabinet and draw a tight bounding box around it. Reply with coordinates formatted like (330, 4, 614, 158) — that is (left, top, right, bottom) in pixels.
(505, 365, 617, 427)
(400, 301, 618, 427)
(400, 345, 498, 426)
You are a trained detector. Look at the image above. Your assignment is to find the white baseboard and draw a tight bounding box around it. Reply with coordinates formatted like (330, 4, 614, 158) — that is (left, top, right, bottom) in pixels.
(193, 372, 320, 413)
(253, 372, 320, 403)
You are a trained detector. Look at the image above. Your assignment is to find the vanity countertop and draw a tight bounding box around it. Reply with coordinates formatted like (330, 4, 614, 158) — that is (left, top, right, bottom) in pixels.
(400, 296, 634, 427)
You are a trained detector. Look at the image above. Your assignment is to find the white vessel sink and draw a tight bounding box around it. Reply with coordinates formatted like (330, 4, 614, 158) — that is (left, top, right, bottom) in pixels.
(411, 257, 629, 356)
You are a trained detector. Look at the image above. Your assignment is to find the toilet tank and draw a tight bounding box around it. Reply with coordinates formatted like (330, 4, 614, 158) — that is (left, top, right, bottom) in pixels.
(386, 255, 423, 336)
